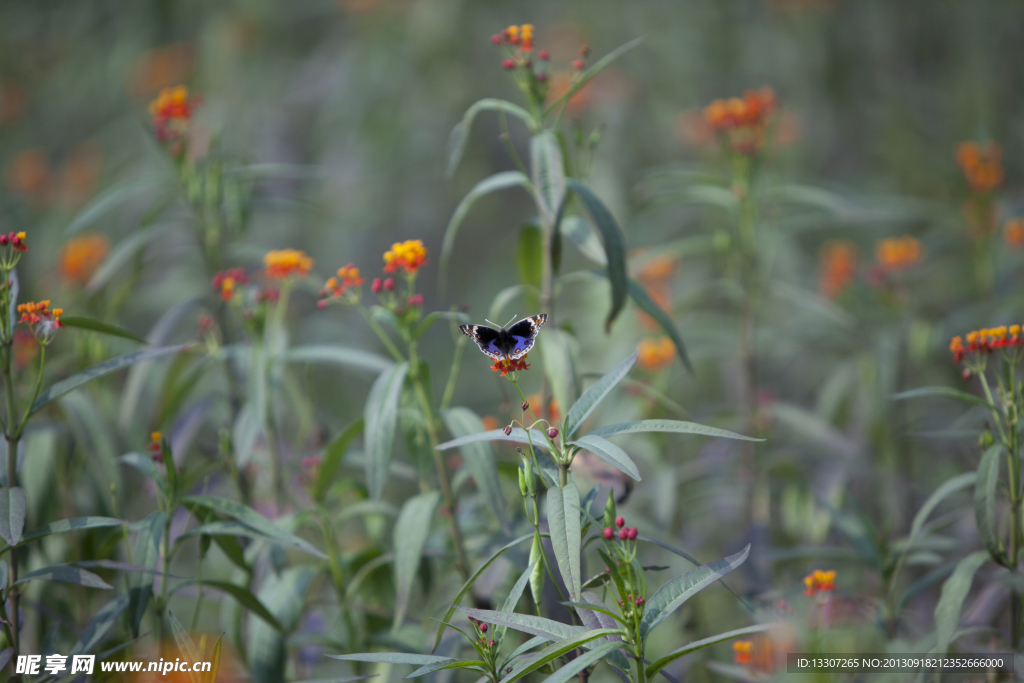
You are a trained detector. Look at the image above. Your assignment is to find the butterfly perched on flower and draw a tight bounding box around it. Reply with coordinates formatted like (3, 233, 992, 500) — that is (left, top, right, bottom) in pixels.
(460, 314, 547, 361)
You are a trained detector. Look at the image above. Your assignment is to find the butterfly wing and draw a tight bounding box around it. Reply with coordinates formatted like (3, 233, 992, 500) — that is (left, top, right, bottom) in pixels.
(460, 324, 505, 360)
(505, 313, 548, 360)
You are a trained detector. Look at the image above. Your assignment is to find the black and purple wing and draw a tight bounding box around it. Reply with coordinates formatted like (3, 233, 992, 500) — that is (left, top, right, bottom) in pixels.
(505, 314, 547, 360)
(460, 324, 504, 360)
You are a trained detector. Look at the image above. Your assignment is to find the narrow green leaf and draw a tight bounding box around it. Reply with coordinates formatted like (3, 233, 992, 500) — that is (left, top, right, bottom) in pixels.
(247, 567, 317, 683)
(69, 595, 130, 655)
(541, 329, 578, 424)
(440, 171, 532, 296)
(393, 491, 440, 629)
(532, 131, 566, 228)
(544, 38, 643, 117)
(933, 551, 989, 656)
(31, 343, 191, 416)
(15, 564, 111, 589)
(206, 635, 222, 683)
(314, 419, 364, 503)
(892, 387, 989, 408)
(188, 580, 284, 631)
(414, 311, 470, 339)
(365, 362, 410, 500)
(637, 534, 753, 613)
(517, 224, 544, 289)
(181, 495, 326, 559)
(566, 350, 638, 437)
(626, 278, 691, 372)
(542, 640, 620, 683)
(447, 98, 535, 177)
(645, 624, 776, 678)
(20, 516, 123, 545)
(442, 408, 506, 524)
(639, 544, 750, 638)
(500, 636, 547, 670)
(455, 606, 587, 641)
(547, 484, 582, 601)
(499, 629, 621, 683)
(65, 174, 166, 236)
(407, 659, 487, 678)
(590, 419, 760, 442)
(495, 560, 538, 644)
(436, 427, 553, 452)
(329, 653, 452, 666)
(975, 445, 1004, 564)
(282, 345, 394, 374)
(561, 215, 607, 265)
(0, 487, 27, 546)
(167, 611, 203, 683)
(60, 316, 148, 344)
(569, 435, 640, 481)
(128, 511, 165, 633)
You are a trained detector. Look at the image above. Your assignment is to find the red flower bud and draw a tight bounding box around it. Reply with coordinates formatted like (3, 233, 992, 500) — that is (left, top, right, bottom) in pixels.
(521, 401, 529, 411)
(491, 34, 503, 45)
(407, 293, 424, 307)
(603, 527, 614, 540)
(635, 597, 644, 606)
(539, 50, 549, 60)
(604, 566, 610, 573)
(383, 278, 395, 291)
(627, 527, 638, 540)
(503, 425, 513, 436)
(479, 622, 487, 632)
(502, 59, 516, 70)
(615, 516, 625, 528)
(572, 59, 585, 70)
(547, 427, 558, 439)
(372, 278, 383, 293)
(535, 71, 548, 82)
(618, 528, 628, 540)
(316, 300, 327, 310)
(0, 235, 8, 246)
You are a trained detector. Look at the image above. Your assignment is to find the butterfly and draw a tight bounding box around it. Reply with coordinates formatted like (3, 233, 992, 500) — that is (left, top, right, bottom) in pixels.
(460, 314, 547, 361)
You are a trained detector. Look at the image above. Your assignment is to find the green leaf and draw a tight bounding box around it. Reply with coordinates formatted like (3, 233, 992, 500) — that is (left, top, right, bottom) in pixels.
(20, 516, 123, 545)
(495, 559, 538, 644)
(407, 659, 488, 678)
(637, 534, 753, 613)
(0, 487, 26, 546)
(544, 38, 643, 117)
(128, 511, 165, 633)
(561, 180, 627, 332)
(167, 611, 203, 683)
(314, 420, 364, 503)
(392, 491, 440, 629)
(561, 215, 607, 265)
(69, 595, 130, 655)
(440, 171, 533, 296)
(181, 495, 326, 559)
(282, 345, 394, 374)
(330, 653, 452, 666)
(436, 427, 553, 452)
(518, 224, 544, 289)
(431, 534, 534, 652)
(247, 566, 318, 683)
(645, 624, 776, 678)
(454, 607, 587, 641)
(86, 223, 168, 293)
(500, 636, 547, 670)
(365, 362, 410, 500)
(499, 629, 622, 683)
(64, 174, 166, 236)
(547, 484, 582, 601)
(569, 435, 640, 481)
(30, 343, 191, 417)
(187, 581, 283, 631)
(542, 640, 620, 683)
(442, 408, 506, 524)
(933, 551, 988, 656)
(626, 278, 692, 372)
(15, 563, 111, 589)
(541, 328, 578, 423)
(590, 419, 760, 442)
(975, 445, 1004, 564)
(414, 311, 470, 339)
(639, 544, 750, 638)
(566, 350, 638, 437)
(532, 131, 567, 229)
(232, 402, 261, 467)
(891, 387, 990, 408)
(447, 98, 536, 177)
(59, 316, 148, 344)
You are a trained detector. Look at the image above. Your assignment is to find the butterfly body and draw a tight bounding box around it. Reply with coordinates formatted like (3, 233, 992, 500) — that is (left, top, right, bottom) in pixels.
(460, 314, 547, 361)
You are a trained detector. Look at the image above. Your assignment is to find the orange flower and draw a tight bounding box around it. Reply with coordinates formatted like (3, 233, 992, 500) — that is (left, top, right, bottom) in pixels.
(319, 264, 365, 305)
(491, 355, 530, 377)
(804, 569, 836, 597)
(635, 255, 677, 328)
(149, 431, 163, 453)
(1005, 218, 1024, 249)
(956, 141, 1003, 194)
(264, 249, 313, 279)
(382, 240, 428, 274)
(525, 392, 560, 423)
(212, 268, 248, 301)
(951, 325, 1023, 364)
(59, 233, 109, 286)
(4, 148, 52, 205)
(481, 415, 500, 431)
(875, 236, 921, 271)
(149, 85, 201, 144)
(818, 240, 858, 298)
(17, 300, 64, 344)
(703, 87, 777, 155)
(733, 640, 752, 665)
(638, 337, 675, 371)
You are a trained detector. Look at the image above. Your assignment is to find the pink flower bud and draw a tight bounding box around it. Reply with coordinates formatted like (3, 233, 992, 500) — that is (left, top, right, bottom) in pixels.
(372, 278, 383, 293)
(383, 278, 395, 291)
(627, 527, 638, 540)
(502, 59, 516, 70)
(407, 293, 424, 307)
(547, 427, 558, 439)
(615, 516, 625, 528)
(635, 597, 644, 606)
(316, 300, 327, 310)
(539, 50, 549, 60)
(503, 425, 513, 436)
(0, 235, 8, 246)
(491, 34, 503, 45)
(479, 623, 487, 632)
(618, 528, 628, 540)
(604, 566, 610, 573)
(536, 71, 548, 82)
(572, 59, 585, 70)
(603, 527, 614, 540)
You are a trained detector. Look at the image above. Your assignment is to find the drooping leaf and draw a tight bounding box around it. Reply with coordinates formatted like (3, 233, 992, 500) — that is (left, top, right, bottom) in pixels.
(625, 278, 692, 372)
(499, 629, 621, 683)
(589, 419, 760, 442)
(547, 484, 582, 601)
(314, 419, 364, 502)
(282, 345, 394, 374)
(891, 386, 989, 408)
(645, 624, 777, 678)
(974, 445, 1003, 565)
(639, 544, 750, 638)
(31, 344, 191, 416)
(566, 350, 638, 436)
(15, 564, 111, 589)
(436, 428, 553, 452)
(442, 408, 506, 524)
(531, 131, 567, 229)
(933, 551, 989, 656)
(69, 595, 130, 655)
(569, 435, 640, 481)
(454, 607, 587, 641)
(392, 491, 441, 629)
(0, 487, 27, 546)
(365, 362, 411, 500)
(181, 495, 326, 558)
(59, 316, 148, 344)
(447, 98, 536, 177)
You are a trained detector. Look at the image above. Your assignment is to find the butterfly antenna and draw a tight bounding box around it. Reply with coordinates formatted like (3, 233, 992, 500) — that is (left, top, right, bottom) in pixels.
(504, 314, 517, 327)
(484, 319, 498, 327)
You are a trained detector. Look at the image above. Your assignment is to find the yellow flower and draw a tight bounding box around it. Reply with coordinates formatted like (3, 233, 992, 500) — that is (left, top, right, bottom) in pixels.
(382, 240, 428, 274)
(803, 569, 835, 596)
(265, 249, 313, 279)
(875, 236, 922, 271)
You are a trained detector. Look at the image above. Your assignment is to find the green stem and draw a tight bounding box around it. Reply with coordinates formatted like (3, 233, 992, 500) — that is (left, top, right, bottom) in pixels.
(3, 333, 19, 661)
(357, 306, 405, 363)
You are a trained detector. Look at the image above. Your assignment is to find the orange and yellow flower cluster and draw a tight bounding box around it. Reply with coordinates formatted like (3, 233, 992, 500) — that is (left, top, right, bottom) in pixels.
(265, 249, 313, 280)
(819, 240, 858, 299)
(704, 87, 777, 155)
(1, 231, 28, 253)
(59, 233, 109, 286)
(496, 24, 535, 52)
(638, 337, 675, 372)
(733, 640, 752, 665)
(212, 268, 249, 301)
(875, 236, 922, 271)
(956, 141, 1003, 194)
(320, 263, 364, 302)
(491, 356, 530, 377)
(17, 300, 62, 327)
(949, 326, 1024, 364)
(383, 240, 427, 274)
(803, 569, 836, 597)
(149, 85, 201, 144)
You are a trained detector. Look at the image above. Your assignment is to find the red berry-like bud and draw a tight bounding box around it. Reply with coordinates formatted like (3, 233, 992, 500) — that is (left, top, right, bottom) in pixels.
(491, 34, 503, 45)
(503, 425, 513, 436)
(603, 527, 614, 540)
(372, 277, 383, 293)
(627, 527, 638, 540)
(635, 597, 644, 606)
(535, 71, 548, 82)
(539, 50, 549, 60)
(615, 516, 625, 528)
(479, 623, 487, 632)
(521, 401, 529, 411)
(502, 59, 516, 70)
(572, 59, 585, 70)
(317, 300, 327, 310)
(383, 278, 395, 291)
(547, 427, 558, 439)
(618, 528, 628, 540)
(0, 235, 8, 246)
(407, 294, 424, 307)
(605, 566, 610, 573)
